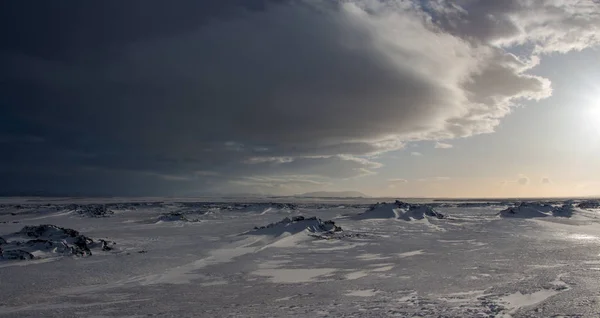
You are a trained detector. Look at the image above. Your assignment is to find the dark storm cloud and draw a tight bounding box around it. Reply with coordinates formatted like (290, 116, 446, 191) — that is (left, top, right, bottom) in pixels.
(0, 0, 288, 60)
(0, 0, 597, 195)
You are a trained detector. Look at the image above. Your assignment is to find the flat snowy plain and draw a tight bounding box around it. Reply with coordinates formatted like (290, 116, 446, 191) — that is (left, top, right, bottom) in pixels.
(1, 197, 600, 317)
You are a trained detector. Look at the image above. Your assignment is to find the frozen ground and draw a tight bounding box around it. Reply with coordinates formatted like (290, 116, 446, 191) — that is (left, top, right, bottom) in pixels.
(1, 198, 600, 317)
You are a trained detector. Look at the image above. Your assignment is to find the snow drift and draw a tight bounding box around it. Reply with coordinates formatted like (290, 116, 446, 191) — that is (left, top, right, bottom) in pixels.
(248, 216, 342, 237)
(0, 224, 115, 261)
(355, 201, 444, 221)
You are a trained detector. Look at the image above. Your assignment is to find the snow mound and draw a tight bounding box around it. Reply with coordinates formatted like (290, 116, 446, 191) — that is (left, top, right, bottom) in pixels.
(248, 216, 342, 237)
(157, 212, 194, 222)
(70, 204, 115, 217)
(578, 200, 600, 209)
(355, 201, 444, 220)
(1, 224, 116, 261)
(497, 205, 549, 218)
(552, 204, 576, 217)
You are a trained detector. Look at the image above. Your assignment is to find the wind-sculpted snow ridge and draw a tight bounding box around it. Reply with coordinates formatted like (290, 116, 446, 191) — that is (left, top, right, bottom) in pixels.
(577, 200, 600, 209)
(552, 204, 576, 217)
(248, 216, 342, 237)
(355, 201, 445, 220)
(0, 224, 115, 261)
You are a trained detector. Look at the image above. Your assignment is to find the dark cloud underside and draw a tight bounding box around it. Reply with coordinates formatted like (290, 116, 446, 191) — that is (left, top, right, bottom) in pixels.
(0, 0, 597, 195)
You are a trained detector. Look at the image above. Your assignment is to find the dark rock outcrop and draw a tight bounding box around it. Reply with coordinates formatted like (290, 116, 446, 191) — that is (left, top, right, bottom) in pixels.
(357, 201, 444, 220)
(1, 224, 116, 261)
(72, 204, 115, 217)
(498, 206, 548, 218)
(1, 249, 34, 260)
(250, 216, 342, 236)
(157, 212, 190, 222)
(578, 200, 600, 209)
(552, 204, 575, 217)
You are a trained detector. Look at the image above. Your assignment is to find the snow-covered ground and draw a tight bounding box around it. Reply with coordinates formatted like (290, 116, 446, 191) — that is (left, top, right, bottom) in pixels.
(1, 198, 600, 317)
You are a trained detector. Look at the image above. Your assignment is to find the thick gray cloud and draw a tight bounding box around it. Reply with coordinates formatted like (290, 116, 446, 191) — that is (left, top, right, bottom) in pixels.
(0, 0, 598, 195)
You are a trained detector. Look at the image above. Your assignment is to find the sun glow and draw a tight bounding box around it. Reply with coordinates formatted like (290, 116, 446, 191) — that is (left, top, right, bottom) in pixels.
(590, 106, 600, 126)
(582, 83, 600, 137)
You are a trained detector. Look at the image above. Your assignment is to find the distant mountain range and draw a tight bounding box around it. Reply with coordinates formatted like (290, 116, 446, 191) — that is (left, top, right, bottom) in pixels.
(295, 191, 369, 198)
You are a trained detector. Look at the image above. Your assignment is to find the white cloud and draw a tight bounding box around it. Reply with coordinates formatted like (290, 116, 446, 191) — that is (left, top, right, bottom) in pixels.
(411, 152, 423, 156)
(434, 142, 453, 149)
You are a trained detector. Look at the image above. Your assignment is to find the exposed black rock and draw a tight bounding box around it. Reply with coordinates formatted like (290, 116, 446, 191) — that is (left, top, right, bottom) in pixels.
(18, 224, 80, 239)
(1, 249, 34, 260)
(157, 212, 193, 222)
(552, 204, 575, 217)
(358, 202, 444, 220)
(250, 216, 342, 236)
(497, 206, 548, 218)
(578, 200, 600, 209)
(1, 224, 117, 261)
(73, 204, 115, 217)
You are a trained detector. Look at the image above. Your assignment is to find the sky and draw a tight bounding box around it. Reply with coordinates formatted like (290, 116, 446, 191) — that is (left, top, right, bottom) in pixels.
(1, 0, 599, 198)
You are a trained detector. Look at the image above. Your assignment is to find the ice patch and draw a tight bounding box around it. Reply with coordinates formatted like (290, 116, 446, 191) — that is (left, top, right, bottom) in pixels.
(357, 253, 391, 260)
(199, 280, 228, 287)
(274, 296, 294, 302)
(398, 250, 425, 258)
(345, 271, 369, 280)
(371, 265, 394, 272)
(345, 289, 380, 297)
(568, 234, 599, 241)
(439, 290, 487, 303)
(312, 242, 367, 251)
(499, 289, 560, 314)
